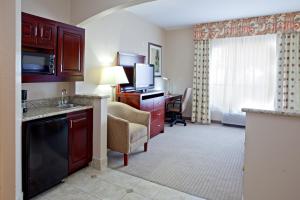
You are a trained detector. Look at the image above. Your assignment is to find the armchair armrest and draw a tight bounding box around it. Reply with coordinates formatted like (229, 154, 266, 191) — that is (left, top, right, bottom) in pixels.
(131, 110, 151, 127)
(107, 114, 130, 153)
(128, 109, 151, 139)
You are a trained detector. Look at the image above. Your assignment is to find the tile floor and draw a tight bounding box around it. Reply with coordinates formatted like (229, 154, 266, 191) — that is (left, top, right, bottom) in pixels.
(32, 167, 206, 200)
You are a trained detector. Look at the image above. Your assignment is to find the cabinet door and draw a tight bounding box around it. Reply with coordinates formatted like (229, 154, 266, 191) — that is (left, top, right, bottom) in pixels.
(22, 14, 38, 47)
(57, 26, 85, 79)
(68, 110, 92, 174)
(22, 13, 57, 49)
(36, 21, 57, 49)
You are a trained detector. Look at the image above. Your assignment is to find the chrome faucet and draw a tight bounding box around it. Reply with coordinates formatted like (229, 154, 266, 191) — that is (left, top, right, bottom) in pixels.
(61, 89, 67, 105)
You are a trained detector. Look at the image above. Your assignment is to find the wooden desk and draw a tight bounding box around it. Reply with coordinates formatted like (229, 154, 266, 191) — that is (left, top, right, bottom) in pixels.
(165, 94, 182, 105)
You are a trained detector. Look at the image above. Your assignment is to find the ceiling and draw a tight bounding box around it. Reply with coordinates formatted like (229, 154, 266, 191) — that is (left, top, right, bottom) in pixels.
(126, 0, 300, 30)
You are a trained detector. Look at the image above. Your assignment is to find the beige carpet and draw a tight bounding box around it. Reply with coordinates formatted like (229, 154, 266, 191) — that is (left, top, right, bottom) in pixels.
(108, 123, 245, 200)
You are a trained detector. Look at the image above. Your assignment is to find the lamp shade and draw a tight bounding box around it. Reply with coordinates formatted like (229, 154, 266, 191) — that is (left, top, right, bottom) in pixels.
(99, 66, 129, 85)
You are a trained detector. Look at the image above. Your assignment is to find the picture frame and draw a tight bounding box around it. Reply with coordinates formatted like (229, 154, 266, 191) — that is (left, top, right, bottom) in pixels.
(148, 42, 162, 77)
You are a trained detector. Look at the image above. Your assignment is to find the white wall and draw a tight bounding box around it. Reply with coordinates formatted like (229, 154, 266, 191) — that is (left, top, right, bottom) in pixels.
(21, 0, 75, 100)
(165, 28, 194, 117)
(71, 0, 155, 24)
(22, 0, 71, 23)
(76, 10, 166, 96)
(0, 0, 21, 199)
(244, 112, 300, 200)
(22, 82, 76, 100)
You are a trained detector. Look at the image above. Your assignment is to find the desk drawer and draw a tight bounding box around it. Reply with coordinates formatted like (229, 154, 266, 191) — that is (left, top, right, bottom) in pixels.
(151, 109, 164, 122)
(141, 99, 154, 111)
(154, 96, 165, 110)
(150, 121, 164, 137)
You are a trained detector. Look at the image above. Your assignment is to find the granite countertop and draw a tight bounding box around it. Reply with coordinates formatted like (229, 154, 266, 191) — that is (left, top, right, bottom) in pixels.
(22, 94, 111, 122)
(23, 105, 93, 122)
(242, 108, 300, 117)
(74, 94, 110, 99)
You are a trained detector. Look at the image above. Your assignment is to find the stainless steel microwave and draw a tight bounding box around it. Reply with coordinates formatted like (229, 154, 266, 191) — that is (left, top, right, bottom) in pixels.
(22, 52, 55, 75)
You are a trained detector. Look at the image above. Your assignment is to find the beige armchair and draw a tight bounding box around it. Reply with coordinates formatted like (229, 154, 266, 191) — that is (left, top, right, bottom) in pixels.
(107, 102, 151, 166)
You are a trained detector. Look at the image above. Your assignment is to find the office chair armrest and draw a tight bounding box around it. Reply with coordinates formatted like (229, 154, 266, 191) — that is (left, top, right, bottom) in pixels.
(166, 100, 182, 112)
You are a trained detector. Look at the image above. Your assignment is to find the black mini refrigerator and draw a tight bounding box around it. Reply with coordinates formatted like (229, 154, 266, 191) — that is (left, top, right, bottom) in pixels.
(22, 115, 68, 199)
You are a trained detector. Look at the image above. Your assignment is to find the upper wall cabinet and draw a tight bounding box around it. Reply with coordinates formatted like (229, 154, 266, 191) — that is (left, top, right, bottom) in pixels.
(22, 13, 57, 50)
(22, 12, 85, 83)
(57, 26, 85, 81)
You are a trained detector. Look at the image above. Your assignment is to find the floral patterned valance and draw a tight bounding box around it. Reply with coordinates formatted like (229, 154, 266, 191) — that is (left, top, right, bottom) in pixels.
(193, 12, 300, 41)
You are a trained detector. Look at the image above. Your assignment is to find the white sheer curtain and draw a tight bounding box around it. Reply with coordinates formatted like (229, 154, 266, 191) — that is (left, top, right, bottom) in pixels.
(209, 34, 277, 121)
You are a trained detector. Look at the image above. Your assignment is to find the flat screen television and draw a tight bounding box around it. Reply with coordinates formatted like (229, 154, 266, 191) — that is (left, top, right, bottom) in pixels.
(134, 63, 155, 91)
(120, 63, 154, 92)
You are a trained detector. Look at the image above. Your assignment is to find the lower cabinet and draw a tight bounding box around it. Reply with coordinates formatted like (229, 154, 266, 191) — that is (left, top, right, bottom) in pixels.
(22, 109, 93, 199)
(68, 109, 93, 174)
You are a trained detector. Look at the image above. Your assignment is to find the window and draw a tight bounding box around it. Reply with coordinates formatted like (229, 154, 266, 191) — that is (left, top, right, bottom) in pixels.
(209, 34, 277, 121)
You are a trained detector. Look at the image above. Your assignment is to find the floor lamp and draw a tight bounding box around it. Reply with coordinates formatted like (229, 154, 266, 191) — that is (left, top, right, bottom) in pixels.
(99, 66, 129, 101)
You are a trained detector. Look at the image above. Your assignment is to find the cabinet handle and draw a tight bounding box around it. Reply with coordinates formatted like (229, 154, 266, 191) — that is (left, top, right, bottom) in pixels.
(40, 26, 43, 38)
(73, 118, 86, 123)
(34, 26, 38, 37)
(70, 120, 73, 128)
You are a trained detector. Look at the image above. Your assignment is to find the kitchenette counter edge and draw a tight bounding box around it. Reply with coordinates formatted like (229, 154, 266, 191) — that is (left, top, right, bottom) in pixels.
(242, 108, 300, 117)
(23, 105, 93, 122)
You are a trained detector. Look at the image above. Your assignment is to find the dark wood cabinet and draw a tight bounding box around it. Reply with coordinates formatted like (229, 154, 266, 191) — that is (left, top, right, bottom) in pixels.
(36, 22, 57, 49)
(117, 91, 165, 138)
(22, 17, 37, 47)
(68, 109, 93, 174)
(22, 13, 57, 50)
(21, 12, 85, 83)
(57, 26, 85, 81)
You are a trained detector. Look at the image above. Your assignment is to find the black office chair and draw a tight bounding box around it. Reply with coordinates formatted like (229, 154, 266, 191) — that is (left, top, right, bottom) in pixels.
(166, 88, 192, 127)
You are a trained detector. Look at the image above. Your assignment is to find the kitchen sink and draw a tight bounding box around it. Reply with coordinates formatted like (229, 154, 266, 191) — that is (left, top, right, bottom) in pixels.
(57, 103, 80, 109)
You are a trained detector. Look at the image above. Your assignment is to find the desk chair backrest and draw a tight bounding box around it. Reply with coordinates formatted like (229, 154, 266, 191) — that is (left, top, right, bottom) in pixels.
(182, 88, 192, 113)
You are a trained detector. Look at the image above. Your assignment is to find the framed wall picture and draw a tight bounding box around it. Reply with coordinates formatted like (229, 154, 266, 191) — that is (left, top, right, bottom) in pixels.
(148, 43, 162, 77)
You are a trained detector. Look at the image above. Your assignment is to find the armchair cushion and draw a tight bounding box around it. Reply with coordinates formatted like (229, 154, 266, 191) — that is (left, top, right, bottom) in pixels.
(129, 123, 147, 143)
